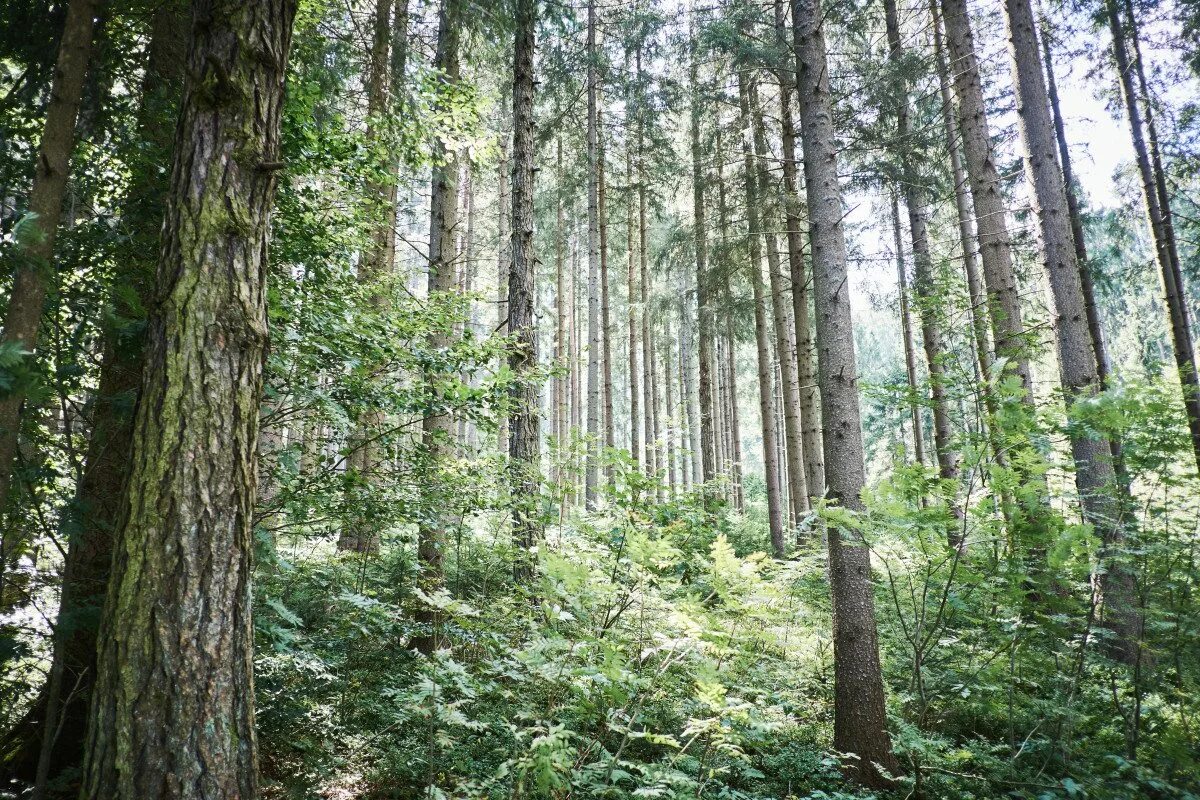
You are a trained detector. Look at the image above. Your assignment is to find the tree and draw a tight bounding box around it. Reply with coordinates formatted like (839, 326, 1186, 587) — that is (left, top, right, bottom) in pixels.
(0, 0, 99, 581)
(691, 18, 716, 486)
(415, 0, 463, 654)
(509, 0, 539, 582)
(79, 0, 298, 793)
(791, 0, 900, 785)
(585, 0, 601, 507)
(1003, 0, 1139, 665)
(1104, 0, 1200, 472)
(940, 0, 1034, 399)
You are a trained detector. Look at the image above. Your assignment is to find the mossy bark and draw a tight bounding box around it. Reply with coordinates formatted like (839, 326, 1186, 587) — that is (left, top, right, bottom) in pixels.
(79, 0, 297, 795)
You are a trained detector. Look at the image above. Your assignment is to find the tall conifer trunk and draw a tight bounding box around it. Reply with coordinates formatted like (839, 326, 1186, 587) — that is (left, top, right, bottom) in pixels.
(1005, 0, 1139, 665)
(774, 0, 824, 503)
(883, 0, 958, 497)
(791, 0, 899, 784)
(691, 21, 716, 485)
(1105, 0, 1200, 472)
(940, 0, 1034, 399)
(737, 73, 786, 557)
(415, 0, 462, 654)
(2, 6, 186, 789)
(584, 0, 601, 506)
(509, 0, 538, 582)
(749, 81, 808, 523)
(80, 0, 297, 793)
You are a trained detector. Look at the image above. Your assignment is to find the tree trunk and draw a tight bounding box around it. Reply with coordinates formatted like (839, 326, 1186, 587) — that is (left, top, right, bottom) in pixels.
(599, 93, 615, 476)
(737, 73, 786, 557)
(554, 138, 566, 481)
(626, 51, 641, 471)
(1006, 0, 1139, 665)
(664, 312, 678, 495)
(940, 0, 1035, 400)
(497, 107, 511, 456)
(1105, 0, 1200, 472)
(891, 195, 927, 466)
(724, 323, 746, 512)
(339, 0, 400, 555)
(791, 0, 899, 785)
(690, 22, 716, 485)
(774, 0, 825, 504)
(1, 6, 186, 790)
(79, 0, 297, 794)
(883, 0, 958, 497)
(931, 0, 995, 440)
(415, 0, 462, 654)
(0, 0, 99, 564)
(509, 0, 539, 582)
(584, 0, 601, 507)
(749, 80, 808, 523)
(1038, 8, 1129, 489)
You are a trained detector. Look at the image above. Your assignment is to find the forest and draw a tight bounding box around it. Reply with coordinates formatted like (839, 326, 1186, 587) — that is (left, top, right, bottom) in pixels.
(1, 0, 1199, 796)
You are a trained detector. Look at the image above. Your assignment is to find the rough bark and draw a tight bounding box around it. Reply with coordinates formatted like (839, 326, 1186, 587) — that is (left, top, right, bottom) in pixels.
(791, 0, 899, 785)
(737, 74, 786, 556)
(940, 0, 1034, 400)
(79, 0, 297, 794)
(1006, 0, 1139, 665)
(0, 0, 99, 566)
(509, 0, 539, 582)
(1, 6, 185, 791)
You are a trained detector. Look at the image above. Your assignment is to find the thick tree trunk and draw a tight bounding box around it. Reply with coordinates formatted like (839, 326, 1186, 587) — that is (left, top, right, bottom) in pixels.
(79, 0, 297, 794)
(940, 0, 1034, 400)
(1006, 0, 1139, 666)
(737, 74, 786, 557)
(1106, 0, 1200, 471)
(509, 0, 539, 582)
(774, 1, 825, 504)
(415, 0, 462, 654)
(749, 81, 808, 524)
(1, 7, 186, 790)
(584, 0, 601, 506)
(0, 0, 99, 565)
(791, 0, 899, 785)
